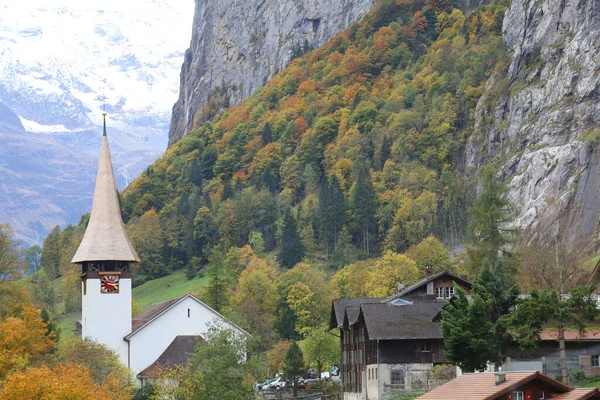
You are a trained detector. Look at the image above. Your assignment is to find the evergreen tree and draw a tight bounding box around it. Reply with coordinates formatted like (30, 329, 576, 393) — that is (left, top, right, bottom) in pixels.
(508, 285, 599, 384)
(283, 341, 306, 397)
(41, 226, 61, 280)
(349, 164, 377, 255)
(200, 251, 231, 313)
(279, 209, 304, 269)
(262, 122, 274, 144)
(441, 259, 518, 371)
(318, 176, 346, 255)
(25, 245, 42, 275)
(468, 165, 517, 273)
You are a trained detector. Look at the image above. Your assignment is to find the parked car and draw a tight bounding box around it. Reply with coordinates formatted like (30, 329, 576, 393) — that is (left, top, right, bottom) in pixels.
(262, 376, 286, 390)
(257, 378, 276, 390)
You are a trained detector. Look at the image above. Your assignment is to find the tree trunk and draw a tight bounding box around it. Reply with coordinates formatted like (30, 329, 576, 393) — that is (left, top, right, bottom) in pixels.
(558, 324, 569, 384)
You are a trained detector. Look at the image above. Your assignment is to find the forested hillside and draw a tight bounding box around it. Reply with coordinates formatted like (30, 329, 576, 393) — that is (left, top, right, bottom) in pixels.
(35, 0, 511, 341)
(122, 0, 506, 279)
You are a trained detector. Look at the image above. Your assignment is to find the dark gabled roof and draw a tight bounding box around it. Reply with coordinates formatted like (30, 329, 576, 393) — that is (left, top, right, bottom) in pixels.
(382, 271, 471, 303)
(131, 296, 184, 333)
(138, 335, 204, 378)
(416, 371, 573, 400)
(359, 301, 445, 340)
(329, 297, 382, 330)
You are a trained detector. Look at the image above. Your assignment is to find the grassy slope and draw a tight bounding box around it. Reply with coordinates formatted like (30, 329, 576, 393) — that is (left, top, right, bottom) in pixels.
(55, 270, 208, 338)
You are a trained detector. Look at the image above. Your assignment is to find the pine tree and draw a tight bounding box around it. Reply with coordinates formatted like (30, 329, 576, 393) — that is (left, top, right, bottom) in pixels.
(318, 176, 346, 255)
(349, 164, 377, 255)
(200, 251, 231, 313)
(468, 165, 517, 273)
(283, 342, 306, 397)
(279, 209, 304, 269)
(41, 226, 61, 280)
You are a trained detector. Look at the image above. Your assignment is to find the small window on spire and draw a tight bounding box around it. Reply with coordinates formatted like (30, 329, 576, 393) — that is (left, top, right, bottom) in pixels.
(188, 308, 190, 318)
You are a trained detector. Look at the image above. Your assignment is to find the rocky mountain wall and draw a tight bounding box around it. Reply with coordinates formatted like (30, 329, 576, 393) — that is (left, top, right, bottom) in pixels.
(467, 0, 600, 241)
(168, 0, 377, 145)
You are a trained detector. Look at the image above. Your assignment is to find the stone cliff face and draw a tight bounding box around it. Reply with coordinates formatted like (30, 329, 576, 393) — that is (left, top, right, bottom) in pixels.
(168, 0, 377, 145)
(467, 0, 600, 241)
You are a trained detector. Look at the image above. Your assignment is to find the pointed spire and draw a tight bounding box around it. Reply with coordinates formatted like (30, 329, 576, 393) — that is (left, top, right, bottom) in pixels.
(72, 114, 140, 263)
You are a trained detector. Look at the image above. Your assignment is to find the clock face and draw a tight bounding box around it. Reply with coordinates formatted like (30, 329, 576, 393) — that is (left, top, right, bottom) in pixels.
(100, 275, 120, 294)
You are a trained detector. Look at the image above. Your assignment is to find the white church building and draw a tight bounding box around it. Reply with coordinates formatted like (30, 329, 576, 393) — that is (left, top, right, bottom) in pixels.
(71, 114, 246, 380)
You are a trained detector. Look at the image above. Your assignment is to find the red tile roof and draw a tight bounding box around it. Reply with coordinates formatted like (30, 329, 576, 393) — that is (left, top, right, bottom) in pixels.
(540, 329, 600, 341)
(553, 388, 600, 400)
(416, 372, 572, 400)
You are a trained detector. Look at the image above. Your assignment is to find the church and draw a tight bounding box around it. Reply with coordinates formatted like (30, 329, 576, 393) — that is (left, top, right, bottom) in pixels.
(70, 114, 246, 381)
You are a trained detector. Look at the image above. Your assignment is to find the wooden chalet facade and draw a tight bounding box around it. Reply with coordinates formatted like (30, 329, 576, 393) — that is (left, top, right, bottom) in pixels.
(329, 271, 472, 400)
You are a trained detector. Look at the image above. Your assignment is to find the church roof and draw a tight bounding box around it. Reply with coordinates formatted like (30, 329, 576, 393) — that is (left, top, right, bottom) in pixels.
(71, 115, 140, 263)
(137, 335, 204, 379)
(126, 293, 250, 340)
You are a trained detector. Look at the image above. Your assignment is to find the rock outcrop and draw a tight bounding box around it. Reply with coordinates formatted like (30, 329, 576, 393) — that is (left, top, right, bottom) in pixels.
(168, 0, 377, 145)
(467, 0, 600, 240)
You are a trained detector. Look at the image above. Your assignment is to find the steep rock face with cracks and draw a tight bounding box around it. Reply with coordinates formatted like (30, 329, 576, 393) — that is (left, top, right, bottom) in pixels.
(168, 0, 378, 145)
(466, 0, 600, 241)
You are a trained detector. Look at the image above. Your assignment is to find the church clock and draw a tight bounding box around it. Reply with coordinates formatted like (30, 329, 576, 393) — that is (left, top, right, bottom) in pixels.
(100, 274, 120, 294)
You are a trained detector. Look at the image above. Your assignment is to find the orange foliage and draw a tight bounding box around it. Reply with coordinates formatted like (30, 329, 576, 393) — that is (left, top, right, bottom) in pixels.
(295, 116, 309, 133)
(0, 305, 55, 376)
(0, 362, 133, 400)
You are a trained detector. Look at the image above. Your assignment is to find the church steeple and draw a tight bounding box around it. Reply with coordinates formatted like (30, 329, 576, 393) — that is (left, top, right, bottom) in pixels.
(72, 113, 139, 263)
(72, 113, 137, 367)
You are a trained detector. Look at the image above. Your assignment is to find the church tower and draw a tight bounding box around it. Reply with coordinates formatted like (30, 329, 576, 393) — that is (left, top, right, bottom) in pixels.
(72, 113, 140, 366)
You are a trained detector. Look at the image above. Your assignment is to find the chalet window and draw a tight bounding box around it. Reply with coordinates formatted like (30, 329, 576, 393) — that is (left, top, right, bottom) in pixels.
(391, 369, 405, 385)
(420, 342, 430, 352)
(540, 392, 545, 399)
(593, 355, 600, 367)
(512, 391, 524, 400)
(436, 286, 454, 299)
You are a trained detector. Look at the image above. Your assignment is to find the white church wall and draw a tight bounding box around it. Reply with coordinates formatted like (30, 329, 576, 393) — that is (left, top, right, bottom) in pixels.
(128, 296, 244, 374)
(82, 278, 131, 366)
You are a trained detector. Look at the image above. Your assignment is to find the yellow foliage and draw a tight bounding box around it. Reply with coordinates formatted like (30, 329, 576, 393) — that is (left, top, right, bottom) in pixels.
(0, 362, 133, 400)
(0, 304, 55, 377)
(365, 251, 420, 297)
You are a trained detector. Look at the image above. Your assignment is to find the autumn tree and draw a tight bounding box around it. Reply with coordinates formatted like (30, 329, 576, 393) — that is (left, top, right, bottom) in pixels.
(232, 256, 279, 350)
(0, 362, 133, 400)
(365, 251, 420, 297)
(0, 304, 55, 377)
(406, 235, 453, 275)
(301, 325, 340, 380)
(55, 337, 132, 387)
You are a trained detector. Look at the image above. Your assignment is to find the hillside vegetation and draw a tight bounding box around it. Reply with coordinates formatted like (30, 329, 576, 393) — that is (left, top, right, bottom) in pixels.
(34, 0, 512, 344)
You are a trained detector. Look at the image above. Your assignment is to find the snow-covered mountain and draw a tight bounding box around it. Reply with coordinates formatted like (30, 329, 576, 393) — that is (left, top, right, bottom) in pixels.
(0, 0, 194, 245)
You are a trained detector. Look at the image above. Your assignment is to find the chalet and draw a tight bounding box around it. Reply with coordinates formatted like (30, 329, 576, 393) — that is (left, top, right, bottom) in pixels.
(329, 271, 472, 400)
(416, 371, 600, 400)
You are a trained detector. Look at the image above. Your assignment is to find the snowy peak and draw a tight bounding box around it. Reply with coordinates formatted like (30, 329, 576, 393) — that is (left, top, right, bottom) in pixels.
(0, 0, 193, 133)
